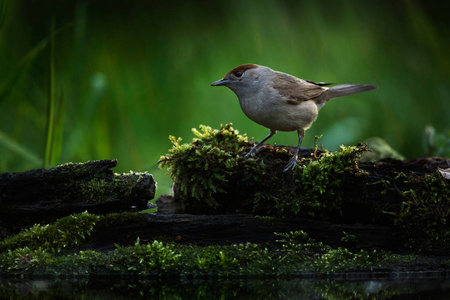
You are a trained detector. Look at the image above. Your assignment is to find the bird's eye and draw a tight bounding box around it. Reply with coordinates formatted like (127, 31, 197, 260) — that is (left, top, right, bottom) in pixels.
(235, 71, 243, 77)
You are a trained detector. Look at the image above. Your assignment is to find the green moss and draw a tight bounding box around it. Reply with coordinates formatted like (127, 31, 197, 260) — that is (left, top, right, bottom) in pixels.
(0, 229, 423, 278)
(0, 211, 143, 254)
(394, 173, 450, 251)
(370, 171, 450, 252)
(275, 144, 367, 217)
(99, 211, 144, 227)
(274, 231, 418, 273)
(78, 179, 113, 203)
(340, 231, 359, 246)
(159, 124, 265, 211)
(0, 212, 101, 254)
(159, 124, 449, 252)
(47, 161, 153, 205)
(74, 171, 151, 204)
(159, 123, 366, 216)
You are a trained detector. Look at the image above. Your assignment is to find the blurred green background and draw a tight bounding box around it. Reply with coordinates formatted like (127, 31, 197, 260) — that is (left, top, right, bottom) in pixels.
(0, 0, 449, 196)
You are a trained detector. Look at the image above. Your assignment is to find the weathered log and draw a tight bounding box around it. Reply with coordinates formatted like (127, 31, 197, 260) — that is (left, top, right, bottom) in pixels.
(87, 209, 398, 252)
(0, 160, 155, 233)
(162, 153, 449, 254)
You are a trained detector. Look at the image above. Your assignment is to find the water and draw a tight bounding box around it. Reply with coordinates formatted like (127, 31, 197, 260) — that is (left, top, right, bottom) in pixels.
(1, 277, 448, 299)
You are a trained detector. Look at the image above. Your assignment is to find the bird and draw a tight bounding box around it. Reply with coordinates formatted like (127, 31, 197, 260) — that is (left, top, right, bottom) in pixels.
(211, 64, 376, 171)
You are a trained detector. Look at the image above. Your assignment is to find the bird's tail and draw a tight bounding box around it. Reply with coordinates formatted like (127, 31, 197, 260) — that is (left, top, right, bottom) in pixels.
(326, 84, 376, 98)
(316, 84, 376, 108)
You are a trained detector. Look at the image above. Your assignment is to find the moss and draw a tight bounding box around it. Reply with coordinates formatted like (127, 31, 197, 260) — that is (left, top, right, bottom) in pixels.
(159, 123, 366, 216)
(159, 124, 265, 212)
(394, 173, 450, 252)
(0, 211, 143, 254)
(77, 179, 113, 203)
(0, 229, 425, 278)
(99, 211, 144, 227)
(274, 144, 367, 217)
(74, 171, 152, 204)
(0, 212, 101, 254)
(340, 231, 358, 247)
(159, 124, 449, 252)
(369, 171, 450, 252)
(47, 161, 152, 205)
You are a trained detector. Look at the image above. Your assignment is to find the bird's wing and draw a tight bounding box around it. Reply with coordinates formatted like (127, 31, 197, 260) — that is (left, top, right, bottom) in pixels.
(272, 72, 327, 105)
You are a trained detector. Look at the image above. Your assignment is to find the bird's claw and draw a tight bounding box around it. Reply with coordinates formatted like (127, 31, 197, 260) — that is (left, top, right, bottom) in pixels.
(244, 146, 260, 159)
(244, 150, 257, 159)
(283, 157, 298, 172)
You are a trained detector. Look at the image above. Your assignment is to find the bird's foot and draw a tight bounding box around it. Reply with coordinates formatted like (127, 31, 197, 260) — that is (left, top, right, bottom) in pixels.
(244, 152, 254, 159)
(283, 156, 298, 172)
(244, 145, 263, 159)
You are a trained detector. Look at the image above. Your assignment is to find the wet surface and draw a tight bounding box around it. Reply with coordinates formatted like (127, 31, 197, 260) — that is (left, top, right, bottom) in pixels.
(1, 277, 449, 299)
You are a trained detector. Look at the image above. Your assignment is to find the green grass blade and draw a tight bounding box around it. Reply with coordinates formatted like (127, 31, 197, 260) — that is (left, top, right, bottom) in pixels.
(0, 22, 72, 104)
(44, 18, 56, 169)
(0, 130, 42, 166)
(51, 88, 65, 166)
(0, 38, 48, 102)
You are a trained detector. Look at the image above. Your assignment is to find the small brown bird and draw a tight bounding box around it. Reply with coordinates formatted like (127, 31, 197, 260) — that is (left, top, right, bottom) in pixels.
(211, 64, 376, 171)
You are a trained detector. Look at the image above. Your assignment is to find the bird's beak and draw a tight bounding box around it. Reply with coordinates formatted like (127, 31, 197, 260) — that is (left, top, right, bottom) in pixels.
(211, 78, 230, 86)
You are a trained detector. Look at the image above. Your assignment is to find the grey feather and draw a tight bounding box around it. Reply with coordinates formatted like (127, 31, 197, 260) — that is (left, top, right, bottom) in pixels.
(326, 84, 377, 98)
(314, 84, 376, 108)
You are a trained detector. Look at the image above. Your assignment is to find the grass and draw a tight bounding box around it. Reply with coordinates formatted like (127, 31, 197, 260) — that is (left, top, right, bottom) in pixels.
(0, 1, 449, 197)
(44, 18, 56, 169)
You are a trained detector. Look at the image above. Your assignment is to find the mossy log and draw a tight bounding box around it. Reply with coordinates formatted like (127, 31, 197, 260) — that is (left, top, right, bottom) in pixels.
(163, 154, 449, 254)
(159, 124, 450, 254)
(139, 205, 397, 250)
(2, 212, 448, 281)
(0, 159, 155, 233)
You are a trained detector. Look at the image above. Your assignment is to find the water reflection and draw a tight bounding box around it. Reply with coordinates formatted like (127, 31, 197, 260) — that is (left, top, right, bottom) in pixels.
(0, 277, 449, 299)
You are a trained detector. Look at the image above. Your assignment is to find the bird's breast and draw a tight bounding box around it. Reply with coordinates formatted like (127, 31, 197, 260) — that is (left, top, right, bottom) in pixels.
(237, 92, 319, 131)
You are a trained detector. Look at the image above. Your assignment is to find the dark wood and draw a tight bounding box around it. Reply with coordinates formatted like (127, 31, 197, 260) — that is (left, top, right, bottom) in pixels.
(0, 156, 448, 257)
(89, 210, 398, 252)
(0, 160, 155, 234)
(160, 155, 449, 255)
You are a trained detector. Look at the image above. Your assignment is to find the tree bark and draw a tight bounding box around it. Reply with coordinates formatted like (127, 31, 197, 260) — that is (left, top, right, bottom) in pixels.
(0, 160, 155, 233)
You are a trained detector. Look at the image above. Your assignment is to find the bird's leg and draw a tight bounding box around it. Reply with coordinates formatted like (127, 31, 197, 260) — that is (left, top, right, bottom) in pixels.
(244, 129, 277, 158)
(283, 129, 305, 172)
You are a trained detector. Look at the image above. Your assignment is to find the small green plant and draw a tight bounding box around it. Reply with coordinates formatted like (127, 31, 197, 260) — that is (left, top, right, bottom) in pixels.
(275, 230, 311, 244)
(112, 239, 181, 275)
(313, 248, 379, 272)
(341, 231, 358, 246)
(0, 222, 426, 278)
